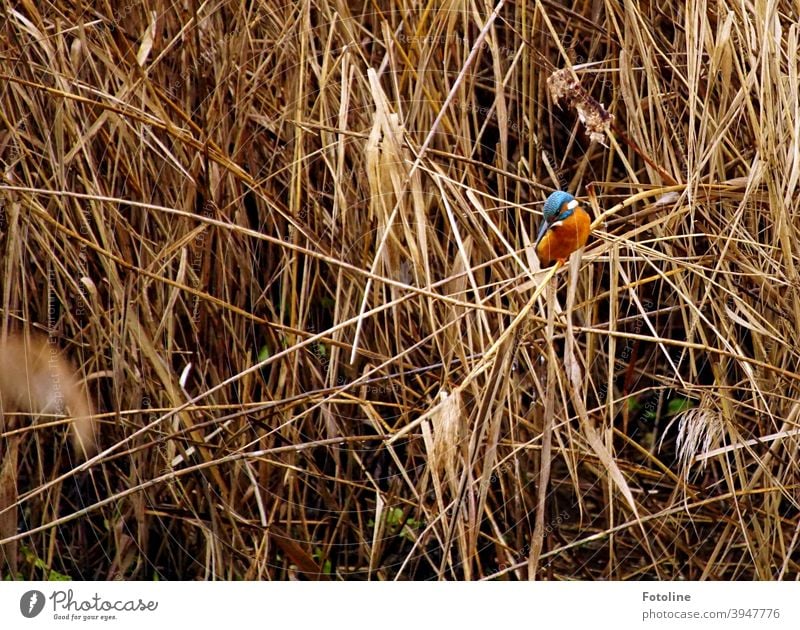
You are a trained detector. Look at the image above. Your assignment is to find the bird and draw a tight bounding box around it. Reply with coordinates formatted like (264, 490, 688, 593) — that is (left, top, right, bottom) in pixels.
(534, 191, 592, 266)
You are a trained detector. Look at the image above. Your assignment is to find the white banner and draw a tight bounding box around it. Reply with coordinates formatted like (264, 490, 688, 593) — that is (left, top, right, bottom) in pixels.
(0, 581, 797, 630)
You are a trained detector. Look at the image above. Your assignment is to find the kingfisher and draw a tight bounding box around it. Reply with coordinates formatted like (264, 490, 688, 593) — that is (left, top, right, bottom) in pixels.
(535, 191, 592, 266)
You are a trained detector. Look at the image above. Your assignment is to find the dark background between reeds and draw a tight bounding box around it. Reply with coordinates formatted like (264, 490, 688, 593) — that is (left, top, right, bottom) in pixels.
(1, 0, 799, 580)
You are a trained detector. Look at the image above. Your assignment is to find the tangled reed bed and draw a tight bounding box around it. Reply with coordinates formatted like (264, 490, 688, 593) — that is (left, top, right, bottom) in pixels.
(0, 0, 799, 579)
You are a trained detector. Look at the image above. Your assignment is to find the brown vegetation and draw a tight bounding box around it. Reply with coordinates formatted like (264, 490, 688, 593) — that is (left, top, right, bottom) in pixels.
(1, 0, 798, 579)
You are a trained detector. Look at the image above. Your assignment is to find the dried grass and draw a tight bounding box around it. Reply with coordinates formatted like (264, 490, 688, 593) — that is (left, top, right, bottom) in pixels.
(1, 0, 799, 580)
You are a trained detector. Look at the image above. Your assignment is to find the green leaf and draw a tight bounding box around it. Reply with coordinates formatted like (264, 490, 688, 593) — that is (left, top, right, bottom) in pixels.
(48, 569, 72, 581)
(386, 507, 404, 526)
(20, 546, 72, 581)
(667, 397, 694, 417)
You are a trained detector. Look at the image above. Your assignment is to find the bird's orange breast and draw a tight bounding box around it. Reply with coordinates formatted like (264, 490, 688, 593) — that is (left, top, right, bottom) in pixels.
(535, 206, 591, 266)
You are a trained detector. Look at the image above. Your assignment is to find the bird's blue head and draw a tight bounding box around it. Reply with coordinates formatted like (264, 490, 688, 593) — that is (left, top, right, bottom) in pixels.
(543, 191, 575, 221)
(536, 191, 576, 246)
